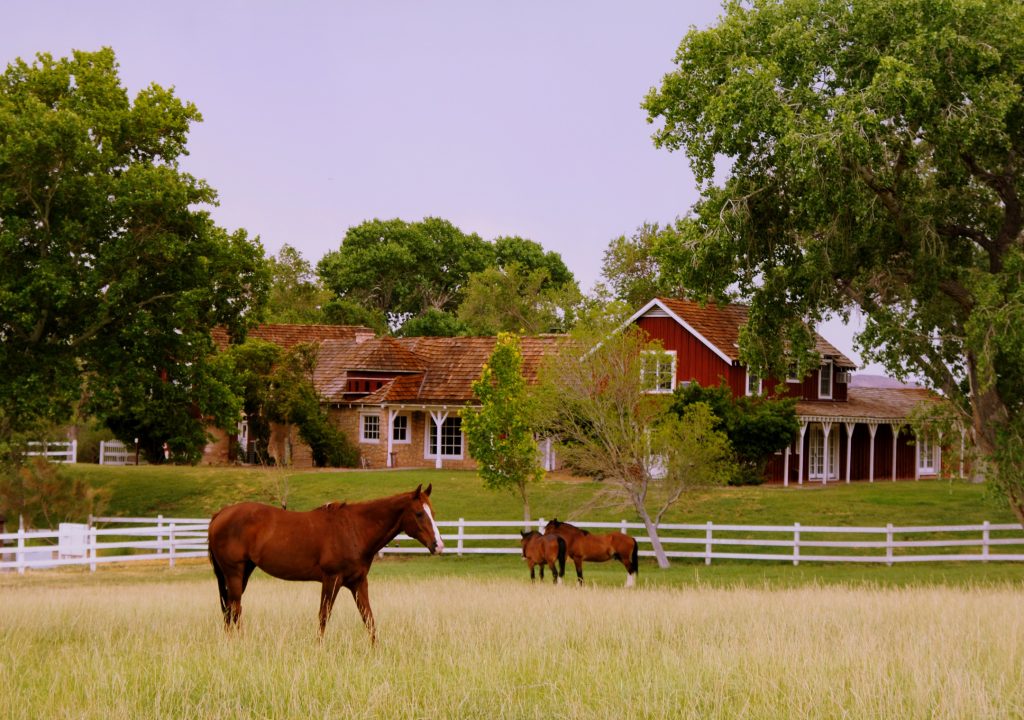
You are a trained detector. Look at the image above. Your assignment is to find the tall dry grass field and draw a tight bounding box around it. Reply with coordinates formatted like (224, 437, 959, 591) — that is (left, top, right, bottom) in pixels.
(1, 573, 1022, 719)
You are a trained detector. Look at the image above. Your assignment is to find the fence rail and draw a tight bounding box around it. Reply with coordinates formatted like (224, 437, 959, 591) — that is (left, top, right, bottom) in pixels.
(99, 440, 132, 465)
(25, 440, 77, 464)
(2, 517, 1022, 573)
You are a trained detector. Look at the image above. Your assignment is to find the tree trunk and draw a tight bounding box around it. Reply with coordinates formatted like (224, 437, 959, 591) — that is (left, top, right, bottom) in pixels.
(633, 499, 670, 569)
(520, 483, 532, 532)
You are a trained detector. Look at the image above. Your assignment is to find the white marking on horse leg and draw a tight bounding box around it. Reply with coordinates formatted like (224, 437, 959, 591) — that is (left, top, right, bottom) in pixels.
(423, 504, 444, 553)
(625, 573, 636, 588)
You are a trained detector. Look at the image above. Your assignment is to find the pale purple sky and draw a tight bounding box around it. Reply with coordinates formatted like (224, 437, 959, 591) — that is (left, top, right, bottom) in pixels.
(2, 1, 883, 372)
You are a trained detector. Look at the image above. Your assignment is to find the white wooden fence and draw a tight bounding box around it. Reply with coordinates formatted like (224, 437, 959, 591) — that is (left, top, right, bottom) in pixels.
(25, 440, 77, 464)
(2, 517, 1023, 574)
(99, 440, 132, 465)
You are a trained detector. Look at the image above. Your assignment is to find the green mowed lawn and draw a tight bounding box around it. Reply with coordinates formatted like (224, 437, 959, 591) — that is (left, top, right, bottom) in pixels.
(66, 464, 1017, 527)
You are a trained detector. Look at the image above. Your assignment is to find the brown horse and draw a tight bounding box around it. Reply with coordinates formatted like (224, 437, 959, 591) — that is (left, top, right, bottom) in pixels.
(207, 484, 443, 641)
(519, 531, 566, 584)
(543, 519, 638, 587)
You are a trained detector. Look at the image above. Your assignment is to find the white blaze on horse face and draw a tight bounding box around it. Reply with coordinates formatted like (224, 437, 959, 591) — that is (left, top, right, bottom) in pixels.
(423, 503, 444, 553)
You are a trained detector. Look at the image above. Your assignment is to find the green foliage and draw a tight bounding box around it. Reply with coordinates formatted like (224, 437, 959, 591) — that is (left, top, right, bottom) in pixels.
(599, 222, 683, 309)
(265, 245, 332, 324)
(0, 458, 109, 528)
(670, 382, 799, 485)
(644, 0, 1024, 518)
(463, 333, 543, 519)
(458, 263, 581, 335)
(317, 217, 493, 327)
(263, 343, 358, 468)
(397, 308, 469, 338)
(0, 48, 269, 462)
(321, 298, 388, 335)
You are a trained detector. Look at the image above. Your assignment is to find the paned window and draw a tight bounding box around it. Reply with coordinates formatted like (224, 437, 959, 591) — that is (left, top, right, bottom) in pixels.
(360, 414, 380, 443)
(819, 360, 834, 399)
(428, 417, 463, 457)
(641, 351, 676, 393)
(392, 414, 409, 443)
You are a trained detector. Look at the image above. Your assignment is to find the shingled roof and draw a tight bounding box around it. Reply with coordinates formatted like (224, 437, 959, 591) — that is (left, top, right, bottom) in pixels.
(211, 323, 375, 350)
(797, 387, 939, 424)
(639, 298, 856, 368)
(322, 335, 568, 407)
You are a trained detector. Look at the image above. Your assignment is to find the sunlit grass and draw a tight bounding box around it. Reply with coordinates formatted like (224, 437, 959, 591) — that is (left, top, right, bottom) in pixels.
(2, 570, 1023, 719)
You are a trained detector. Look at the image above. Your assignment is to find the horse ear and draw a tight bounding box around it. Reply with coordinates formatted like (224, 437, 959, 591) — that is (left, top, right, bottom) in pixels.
(424, 483, 432, 497)
(520, 531, 529, 538)
(413, 484, 423, 498)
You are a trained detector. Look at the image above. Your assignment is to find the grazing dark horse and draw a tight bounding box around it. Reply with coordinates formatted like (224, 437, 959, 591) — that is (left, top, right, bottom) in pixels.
(519, 531, 566, 584)
(207, 484, 443, 641)
(543, 519, 638, 587)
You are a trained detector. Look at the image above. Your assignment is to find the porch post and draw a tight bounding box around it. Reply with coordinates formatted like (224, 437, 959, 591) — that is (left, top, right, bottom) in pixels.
(891, 423, 899, 481)
(429, 410, 448, 470)
(959, 427, 965, 479)
(867, 422, 879, 483)
(797, 422, 808, 486)
(822, 421, 832, 485)
(783, 445, 791, 487)
(386, 408, 397, 468)
(844, 422, 855, 483)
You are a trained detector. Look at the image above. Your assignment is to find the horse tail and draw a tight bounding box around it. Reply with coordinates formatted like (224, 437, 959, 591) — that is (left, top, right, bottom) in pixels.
(556, 535, 567, 579)
(207, 512, 229, 617)
(630, 536, 639, 577)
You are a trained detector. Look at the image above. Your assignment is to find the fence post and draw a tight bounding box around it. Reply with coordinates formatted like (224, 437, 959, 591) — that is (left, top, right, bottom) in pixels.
(157, 515, 164, 555)
(70, 439, 78, 463)
(705, 521, 713, 566)
(886, 523, 894, 567)
(89, 521, 97, 572)
(982, 521, 990, 562)
(621, 519, 628, 535)
(168, 522, 176, 568)
(99, 442, 106, 466)
(17, 515, 25, 575)
(456, 518, 464, 557)
(538, 517, 545, 533)
(793, 522, 800, 566)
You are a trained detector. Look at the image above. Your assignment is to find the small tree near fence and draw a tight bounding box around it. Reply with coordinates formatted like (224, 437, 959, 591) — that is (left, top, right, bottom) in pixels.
(537, 313, 734, 568)
(463, 332, 544, 528)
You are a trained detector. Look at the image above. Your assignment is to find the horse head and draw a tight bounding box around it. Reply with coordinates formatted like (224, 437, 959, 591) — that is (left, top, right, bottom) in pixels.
(401, 484, 444, 555)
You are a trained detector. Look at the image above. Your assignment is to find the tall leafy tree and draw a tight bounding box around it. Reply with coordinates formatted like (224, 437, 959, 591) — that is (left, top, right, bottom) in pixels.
(463, 333, 544, 526)
(599, 222, 681, 309)
(644, 0, 1024, 519)
(265, 244, 332, 324)
(458, 263, 581, 336)
(0, 48, 268, 461)
(317, 217, 493, 329)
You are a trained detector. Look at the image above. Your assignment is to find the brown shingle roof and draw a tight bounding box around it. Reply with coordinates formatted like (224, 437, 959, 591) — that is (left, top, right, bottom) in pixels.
(797, 387, 939, 423)
(654, 298, 856, 368)
(212, 323, 375, 350)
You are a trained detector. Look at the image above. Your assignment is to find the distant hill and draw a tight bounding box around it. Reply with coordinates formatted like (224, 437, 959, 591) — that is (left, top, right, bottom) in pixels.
(850, 374, 925, 390)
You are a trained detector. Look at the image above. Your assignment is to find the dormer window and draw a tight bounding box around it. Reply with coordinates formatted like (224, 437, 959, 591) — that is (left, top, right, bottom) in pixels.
(819, 359, 833, 399)
(642, 350, 676, 394)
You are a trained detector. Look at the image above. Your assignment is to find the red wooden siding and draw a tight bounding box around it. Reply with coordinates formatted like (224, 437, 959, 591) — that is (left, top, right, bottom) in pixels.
(636, 317, 743, 393)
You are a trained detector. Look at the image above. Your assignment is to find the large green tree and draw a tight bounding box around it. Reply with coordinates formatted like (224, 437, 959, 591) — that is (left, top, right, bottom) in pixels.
(0, 48, 268, 460)
(317, 217, 493, 329)
(644, 0, 1024, 519)
(265, 244, 331, 324)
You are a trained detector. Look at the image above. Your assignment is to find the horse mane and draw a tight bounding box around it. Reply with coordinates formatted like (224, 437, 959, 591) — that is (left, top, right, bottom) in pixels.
(320, 500, 347, 511)
(550, 518, 590, 536)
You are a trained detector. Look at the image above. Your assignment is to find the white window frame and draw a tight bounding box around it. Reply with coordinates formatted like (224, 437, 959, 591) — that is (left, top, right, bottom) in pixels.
(425, 416, 464, 460)
(918, 435, 937, 475)
(641, 350, 676, 394)
(391, 414, 410, 444)
(745, 368, 763, 396)
(818, 359, 834, 399)
(360, 413, 381, 444)
(807, 425, 839, 480)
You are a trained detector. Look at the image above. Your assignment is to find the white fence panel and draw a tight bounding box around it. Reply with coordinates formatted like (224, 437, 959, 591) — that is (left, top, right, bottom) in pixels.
(25, 440, 77, 463)
(99, 440, 131, 465)
(2, 517, 1023, 574)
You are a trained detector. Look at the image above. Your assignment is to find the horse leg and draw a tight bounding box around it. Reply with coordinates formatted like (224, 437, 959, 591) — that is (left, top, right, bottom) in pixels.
(573, 556, 584, 585)
(222, 567, 245, 630)
(529, 561, 536, 582)
(318, 575, 343, 639)
(350, 576, 376, 643)
(539, 562, 545, 581)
